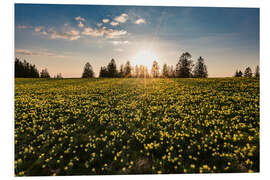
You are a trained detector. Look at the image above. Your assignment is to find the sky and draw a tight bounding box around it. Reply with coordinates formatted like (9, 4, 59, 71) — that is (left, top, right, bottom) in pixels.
(15, 4, 259, 77)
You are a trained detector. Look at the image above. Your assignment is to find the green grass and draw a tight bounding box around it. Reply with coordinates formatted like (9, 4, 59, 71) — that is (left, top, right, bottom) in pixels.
(15, 78, 259, 176)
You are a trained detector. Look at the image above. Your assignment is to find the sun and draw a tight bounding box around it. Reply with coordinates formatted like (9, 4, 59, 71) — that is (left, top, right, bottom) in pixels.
(131, 49, 159, 70)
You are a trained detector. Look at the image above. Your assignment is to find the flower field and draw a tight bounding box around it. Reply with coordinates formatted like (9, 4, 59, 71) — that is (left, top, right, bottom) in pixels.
(14, 78, 259, 176)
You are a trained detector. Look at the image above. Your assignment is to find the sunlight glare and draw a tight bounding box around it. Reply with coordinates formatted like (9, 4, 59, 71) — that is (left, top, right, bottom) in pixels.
(131, 49, 159, 70)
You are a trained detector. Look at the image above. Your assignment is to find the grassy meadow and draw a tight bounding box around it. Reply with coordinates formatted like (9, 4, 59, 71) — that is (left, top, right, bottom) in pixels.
(15, 78, 259, 175)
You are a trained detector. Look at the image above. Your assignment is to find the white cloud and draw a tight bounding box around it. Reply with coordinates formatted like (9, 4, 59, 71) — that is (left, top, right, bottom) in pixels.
(110, 21, 119, 26)
(50, 30, 80, 40)
(114, 13, 128, 23)
(41, 31, 47, 35)
(82, 27, 104, 37)
(75, 16, 85, 21)
(102, 19, 110, 23)
(97, 23, 103, 27)
(82, 26, 127, 39)
(111, 40, 129, 45)
(16, 25, 32, 29)
(82, 27, 93, 35)
(34, 26, 48, 36)
(33, 26, 80, 41)
(78, 21, 84, 28)
(105, 29, 127, 39)
(34, 26, 44, 32)
(135, 18, 146, 24)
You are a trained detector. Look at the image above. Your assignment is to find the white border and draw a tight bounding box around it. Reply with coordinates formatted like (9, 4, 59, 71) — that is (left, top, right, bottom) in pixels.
(14, 0, 260, 8)
(2, 0, 270, 179)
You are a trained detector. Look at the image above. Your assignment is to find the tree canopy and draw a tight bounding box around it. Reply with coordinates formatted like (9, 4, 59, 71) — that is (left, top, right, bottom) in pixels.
(124, 61, 132, 78)
(151, 60, 160, 78)
(40, 68, 50, 78)
(82, 62, 94, 78)
(234, 70, 243, 77)
(107, 59, 118, 77)
(244, 67, 252, 77)
(15, 58, 39, 78)
(176, 52, 193, 78)
(193, 56, 208, 78)
(255, 65, 259, 78)
(162, 64, 169, 78)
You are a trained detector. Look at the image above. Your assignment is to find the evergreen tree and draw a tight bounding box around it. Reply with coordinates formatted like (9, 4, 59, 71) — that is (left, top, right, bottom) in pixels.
(56, 73, 63, 79)
(255, 65, 260, 78)
(151, 60, 160, 78)
(99, 66, 108, 77)
(15, 58, 39, 78)
(107, 59, 118, 77)
(175, 52, 193, 78)
(82, 62, 94, 78)
(234, 70, 243, 77)
(238, 70, 243, 77)
(124, 61, 132, 78)
(234, 70, 239, 77)
(30, 64, 39, 78)
(119, 64, 124, 78)
(40, 68, 50, 78)
(193, 56, 208, 78)
(162, 64, 169, 78)
(244, 67, 252, 77)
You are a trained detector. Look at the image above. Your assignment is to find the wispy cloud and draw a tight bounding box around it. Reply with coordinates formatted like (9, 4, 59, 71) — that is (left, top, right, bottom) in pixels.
(50, 30, 80, 40)
(102, 19, 110, 23)
(75, 16, 86, 28)
(16, 25, 32, 29)
(114, 13, 128, 23)
(28, 14, 130, 41)
(105, 29, 127, 39)
(33, 26, 48, 36)
(82, 27, 104, 37)
(111, 40, 129, 45)
(75, 16, 85, 22)
(33, 25, 81, 41)
(78, 21, 84, 28)
(82, 26, 127, 39)
(15, 49, 65, 58)
(34, 26, 44, 32)
(135, 18, 146, 24)
(97, 23, 103, 27)
(15, 49, 33, 55)
(110, 21, 119, 26)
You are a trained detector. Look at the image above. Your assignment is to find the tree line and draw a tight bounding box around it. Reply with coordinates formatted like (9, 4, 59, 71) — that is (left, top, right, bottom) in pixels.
(82, 52, 208, 78)
(15, 58, 63, 78)
(15, 52, 259, 79)
(234, 66, 259, 78)
(15, 58, 40, 78)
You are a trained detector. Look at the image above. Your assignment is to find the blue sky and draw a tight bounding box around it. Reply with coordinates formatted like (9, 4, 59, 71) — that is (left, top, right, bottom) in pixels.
(15, 4, 259, 77)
